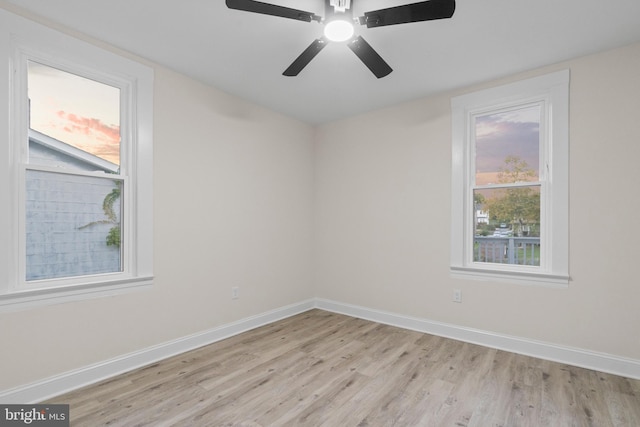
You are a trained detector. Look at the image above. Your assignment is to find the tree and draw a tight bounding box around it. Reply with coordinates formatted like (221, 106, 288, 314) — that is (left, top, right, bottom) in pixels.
(473, 192, 491, 235)
(78, 181, 121, 248)
(497, 155, 536, 183)
(485, 156, 539, 236)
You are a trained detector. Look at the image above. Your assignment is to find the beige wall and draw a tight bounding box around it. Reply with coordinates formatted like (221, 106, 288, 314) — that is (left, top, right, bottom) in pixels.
(314, 42, 640, 361)
(0, 59, 315, 390)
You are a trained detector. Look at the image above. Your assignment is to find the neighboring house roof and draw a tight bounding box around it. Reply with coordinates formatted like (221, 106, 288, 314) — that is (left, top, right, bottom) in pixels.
(28, 128, 119, 174)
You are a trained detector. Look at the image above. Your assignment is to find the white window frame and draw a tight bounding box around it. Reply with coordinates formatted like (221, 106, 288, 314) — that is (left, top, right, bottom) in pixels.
(0, 9, 153, 311)
(450, 70, 569, 286)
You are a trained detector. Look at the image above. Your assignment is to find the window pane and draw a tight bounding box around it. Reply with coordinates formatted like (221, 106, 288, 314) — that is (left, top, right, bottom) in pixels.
(27, 61, 121, 171)
(475, 105, 540, 185)
(473, 187, 540, 266)
(26, 170, 123, 281)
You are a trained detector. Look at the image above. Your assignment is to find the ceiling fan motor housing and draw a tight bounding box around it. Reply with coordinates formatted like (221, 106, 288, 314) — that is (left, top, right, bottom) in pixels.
(329, 0, 351, 13)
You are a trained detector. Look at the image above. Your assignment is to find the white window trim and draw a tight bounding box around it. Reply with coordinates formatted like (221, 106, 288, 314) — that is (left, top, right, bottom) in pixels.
(450, 70, 569, 287)
(0, 9, 153, 311)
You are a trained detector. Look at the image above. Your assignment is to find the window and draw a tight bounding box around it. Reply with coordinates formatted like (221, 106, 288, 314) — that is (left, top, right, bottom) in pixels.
(450, 70, 569, 286)
(26, 62, 123, 281)
(0, 9, 153, 310)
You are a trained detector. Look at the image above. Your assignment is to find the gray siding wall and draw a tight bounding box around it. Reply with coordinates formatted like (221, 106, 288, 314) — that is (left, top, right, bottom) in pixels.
(26, 142, 121, 281)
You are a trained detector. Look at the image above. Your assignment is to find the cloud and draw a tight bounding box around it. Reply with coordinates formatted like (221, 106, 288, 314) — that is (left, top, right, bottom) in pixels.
(475, 111, 540, 176)
(57, 111, 120, 143)
(54, 110, 120, 164)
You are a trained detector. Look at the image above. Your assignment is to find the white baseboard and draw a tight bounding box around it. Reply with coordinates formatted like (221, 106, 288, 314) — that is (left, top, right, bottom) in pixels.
(315, 298, 640, 380)
(0, 299, 315, 404)
(3, 297, 638, 404)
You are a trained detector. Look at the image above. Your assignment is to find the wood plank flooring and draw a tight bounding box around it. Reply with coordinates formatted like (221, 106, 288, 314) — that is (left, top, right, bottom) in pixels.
(48, 309, 640, 426)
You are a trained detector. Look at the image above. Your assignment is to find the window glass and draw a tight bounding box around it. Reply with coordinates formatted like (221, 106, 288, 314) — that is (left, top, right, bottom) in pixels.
(25, 170, 123, 281)
(471, 104, 542, 267)
(26, 61, 123, 282)
(473, 187, 540, 266)
(27, 61, 121, 170)
(474, 104, 540, 185)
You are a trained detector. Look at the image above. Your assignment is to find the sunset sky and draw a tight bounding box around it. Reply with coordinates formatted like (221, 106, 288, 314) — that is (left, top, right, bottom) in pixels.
(28, 61, 121, 165)
(474, 104, 540, 186)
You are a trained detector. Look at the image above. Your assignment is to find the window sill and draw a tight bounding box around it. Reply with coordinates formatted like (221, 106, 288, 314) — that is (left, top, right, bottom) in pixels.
(450, 266, 569, 288)
(0, 276, 153, 312)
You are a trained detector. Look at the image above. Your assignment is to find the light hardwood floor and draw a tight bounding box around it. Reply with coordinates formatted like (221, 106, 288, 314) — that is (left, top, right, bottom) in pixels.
(49, 309, 640, 426)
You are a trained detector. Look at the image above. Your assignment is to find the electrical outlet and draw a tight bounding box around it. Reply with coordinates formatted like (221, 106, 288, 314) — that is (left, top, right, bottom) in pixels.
(453, 289, 462, 303)
(232, 286, 239, 300)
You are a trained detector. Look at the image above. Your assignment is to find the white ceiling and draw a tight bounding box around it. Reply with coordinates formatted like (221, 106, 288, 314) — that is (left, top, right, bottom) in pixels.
(5, 0, 640, 124)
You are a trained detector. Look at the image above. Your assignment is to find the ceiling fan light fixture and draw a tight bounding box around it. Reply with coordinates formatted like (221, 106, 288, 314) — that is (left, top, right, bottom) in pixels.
(324, 20, 354, 42)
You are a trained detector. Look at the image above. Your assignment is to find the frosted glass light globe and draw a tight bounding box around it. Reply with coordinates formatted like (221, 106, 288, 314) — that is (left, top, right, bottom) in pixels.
(324, 20, 354, 42)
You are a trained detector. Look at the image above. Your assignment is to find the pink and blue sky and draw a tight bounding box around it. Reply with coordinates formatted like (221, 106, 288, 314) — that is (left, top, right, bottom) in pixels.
(474, 104, 540, 185)
(28, 61, 121, 165)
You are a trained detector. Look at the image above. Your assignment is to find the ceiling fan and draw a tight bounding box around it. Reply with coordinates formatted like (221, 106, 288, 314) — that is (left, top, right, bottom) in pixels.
(226, 0, 456, 78)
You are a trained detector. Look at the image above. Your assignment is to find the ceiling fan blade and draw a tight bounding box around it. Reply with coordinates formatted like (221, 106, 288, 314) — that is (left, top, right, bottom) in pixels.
(359, 0, 455, 28)
(347, 36, 392, 78)
(283, 38, 329, 76)
(226, 0, 321, 22)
